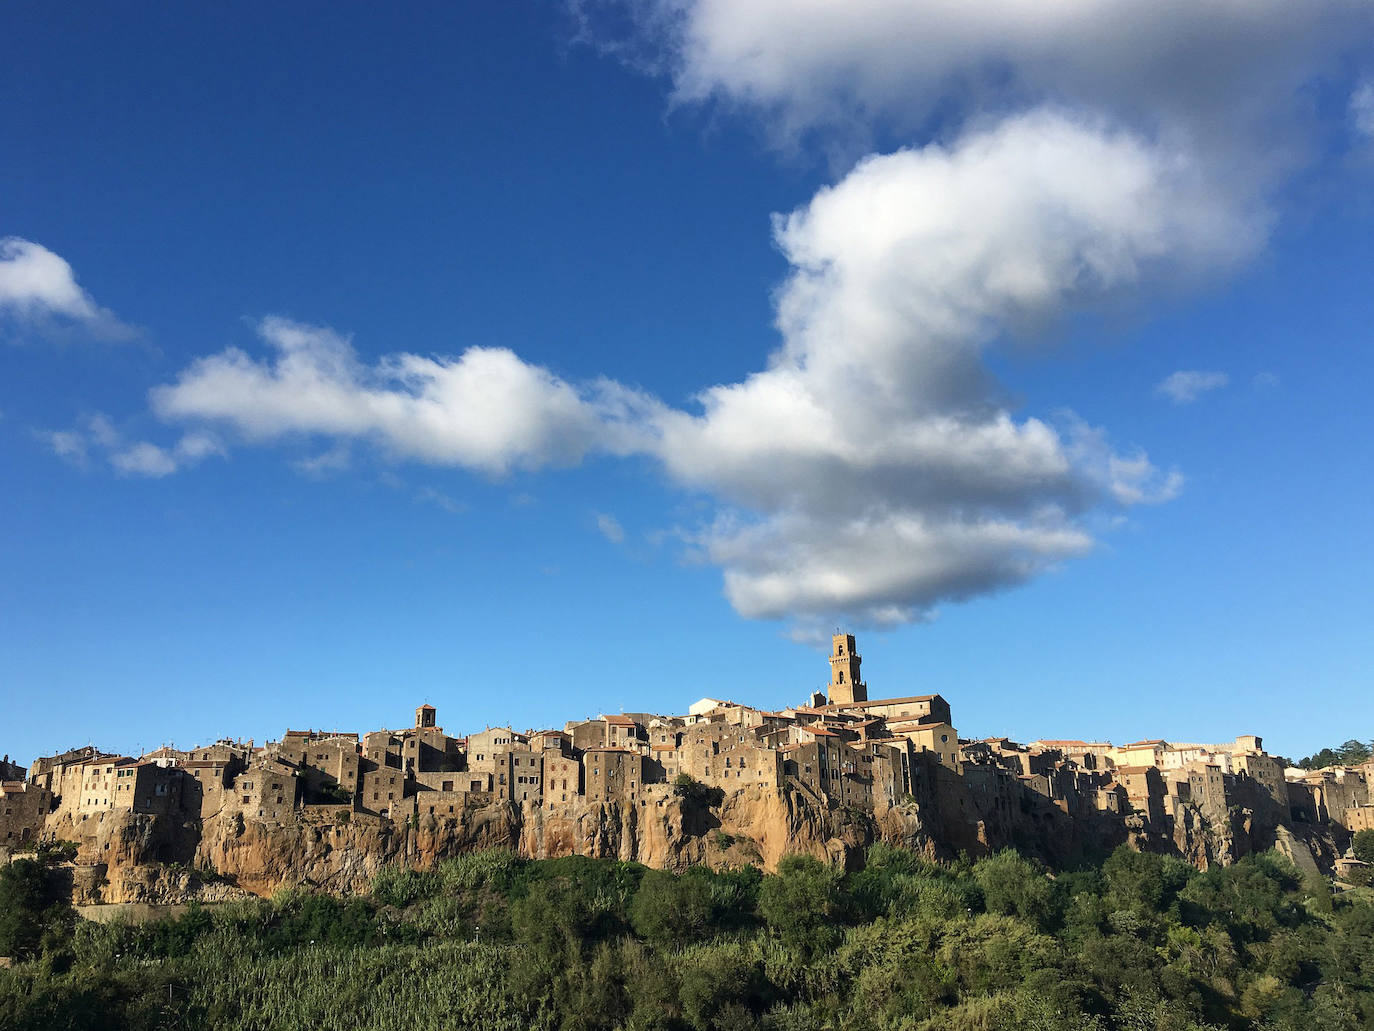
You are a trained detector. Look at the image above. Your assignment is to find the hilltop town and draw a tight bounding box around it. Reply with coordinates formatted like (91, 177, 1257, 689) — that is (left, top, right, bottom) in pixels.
(2, 634, 1370, 901)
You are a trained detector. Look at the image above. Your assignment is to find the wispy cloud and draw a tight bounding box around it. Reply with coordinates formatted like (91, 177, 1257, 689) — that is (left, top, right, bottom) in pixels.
(1352, 81, 1374, 139)
(415, 486, 466, 515)
(596, 513, 626, 544)
(40, 414, 222, 478)
(1156, 370, 1230, 404)
(293, 444, 352, 478)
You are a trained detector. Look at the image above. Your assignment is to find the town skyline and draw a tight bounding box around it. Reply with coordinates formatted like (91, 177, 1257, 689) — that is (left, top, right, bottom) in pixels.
(10, 631, 1368, 893)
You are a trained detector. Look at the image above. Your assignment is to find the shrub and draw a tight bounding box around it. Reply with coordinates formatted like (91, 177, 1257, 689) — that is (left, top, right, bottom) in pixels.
(972, 850, 1056, 931)
(0, 859, 71, 962)
(630, 868, 715, 945)
(674, 774, 725, 809)
(438, 849, 522, 894)
(1352, 829, 1374, 866)
(370, 865, 439, 909)
(759, 855, 844, 957)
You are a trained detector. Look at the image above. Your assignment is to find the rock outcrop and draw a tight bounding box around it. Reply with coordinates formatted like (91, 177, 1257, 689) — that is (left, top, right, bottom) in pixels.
(30, 779, 1312, 905)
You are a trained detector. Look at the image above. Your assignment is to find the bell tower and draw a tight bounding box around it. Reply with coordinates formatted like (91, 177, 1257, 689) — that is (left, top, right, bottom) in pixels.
(416, 704, 436, 730)
(828, 633, 866, 705)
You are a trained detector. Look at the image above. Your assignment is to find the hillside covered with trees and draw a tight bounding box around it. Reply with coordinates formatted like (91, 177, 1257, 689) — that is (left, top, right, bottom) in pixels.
(2, 843, 1372, 1031)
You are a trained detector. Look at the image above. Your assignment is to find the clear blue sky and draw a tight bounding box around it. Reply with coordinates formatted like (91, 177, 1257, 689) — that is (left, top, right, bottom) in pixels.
(2, 2, 1371, 765)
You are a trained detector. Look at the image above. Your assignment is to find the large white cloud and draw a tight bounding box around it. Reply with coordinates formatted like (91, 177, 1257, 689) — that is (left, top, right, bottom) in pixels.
(152, 112, 1216, 627)
(594, 0, 1374, 160)
(655, 111, 1231, 624)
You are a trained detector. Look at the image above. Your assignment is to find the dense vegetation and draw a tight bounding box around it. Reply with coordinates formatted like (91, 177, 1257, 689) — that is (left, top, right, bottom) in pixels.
(1290, 740, 1372, 771)
(2, 843, 1372, 1031)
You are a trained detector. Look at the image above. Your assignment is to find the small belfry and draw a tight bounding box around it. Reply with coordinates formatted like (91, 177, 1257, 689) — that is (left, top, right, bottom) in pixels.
(416, 704, 436, 730)
(828, 632, 867, 705)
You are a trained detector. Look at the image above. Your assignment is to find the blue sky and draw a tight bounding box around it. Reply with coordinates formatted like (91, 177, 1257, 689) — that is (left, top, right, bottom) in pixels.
(2, 2, 1372, 764)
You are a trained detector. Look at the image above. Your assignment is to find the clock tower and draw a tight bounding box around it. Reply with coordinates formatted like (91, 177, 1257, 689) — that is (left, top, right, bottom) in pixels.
(828, 633, 866, 705)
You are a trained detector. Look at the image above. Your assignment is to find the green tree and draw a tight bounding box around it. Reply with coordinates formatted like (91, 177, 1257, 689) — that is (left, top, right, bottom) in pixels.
(0, 859, 69, 962)
(1352, 829, 1374, 865)
(973, 850, 1056, 930)
(1336, 740, 1372, 766)
(758, 854, 843, 957)
(630, 869, 715, 945)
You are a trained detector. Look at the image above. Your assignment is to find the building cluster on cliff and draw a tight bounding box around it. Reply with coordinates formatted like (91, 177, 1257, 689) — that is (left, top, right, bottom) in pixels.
(3, 634, 1371, 868)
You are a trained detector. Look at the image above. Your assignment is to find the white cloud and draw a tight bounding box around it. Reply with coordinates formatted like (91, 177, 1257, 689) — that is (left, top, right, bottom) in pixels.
(0, 237, 132, 338)
(151, 316, 663, 475)
(40, 413, 223, 477)
(154, 111, 1223, 628)
(596, 513, 627, 543)
(586, 0, 1373, 164)
(1156, 370, 1230, 404)
(43, 428, 90, 466)
(643, 112, 1233, 624)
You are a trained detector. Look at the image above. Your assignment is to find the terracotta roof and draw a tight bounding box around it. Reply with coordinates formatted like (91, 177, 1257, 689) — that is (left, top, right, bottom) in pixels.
(1114, 765, 1156, 776)
(1122, 740, 1167, 748)
(804, 725, 840, 737)
(602, 715, 638, 727)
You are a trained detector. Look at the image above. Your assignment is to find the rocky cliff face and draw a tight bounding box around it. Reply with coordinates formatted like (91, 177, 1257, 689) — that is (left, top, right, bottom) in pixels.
(38, 782, 1327, 906)
(42, 787, 929, 902)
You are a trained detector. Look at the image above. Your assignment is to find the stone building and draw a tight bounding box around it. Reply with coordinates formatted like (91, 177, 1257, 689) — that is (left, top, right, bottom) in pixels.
(822, 693, 953, 729)
(899, 721, 961, 770)
(544, 753, 581, 809)
(359, 763, 404, 817)
(111, 761, 185, 816)
(77, 757, 137, 817)
(179, 758, 241, 818)
(583, 747, 645, 803)
(1113, 765, 1167, 829)
(785, 739, 875, 807)
(274, 734, 360, 802)
(0, 781, 52, 849)
(228, 759, 299, 823)
(1232, 752, 1287, 810)
(467, 727, 526, 775)
(679, 721, 784, 791)
(1346, 805, 1374, 832)
(496, 747, 545, 804)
